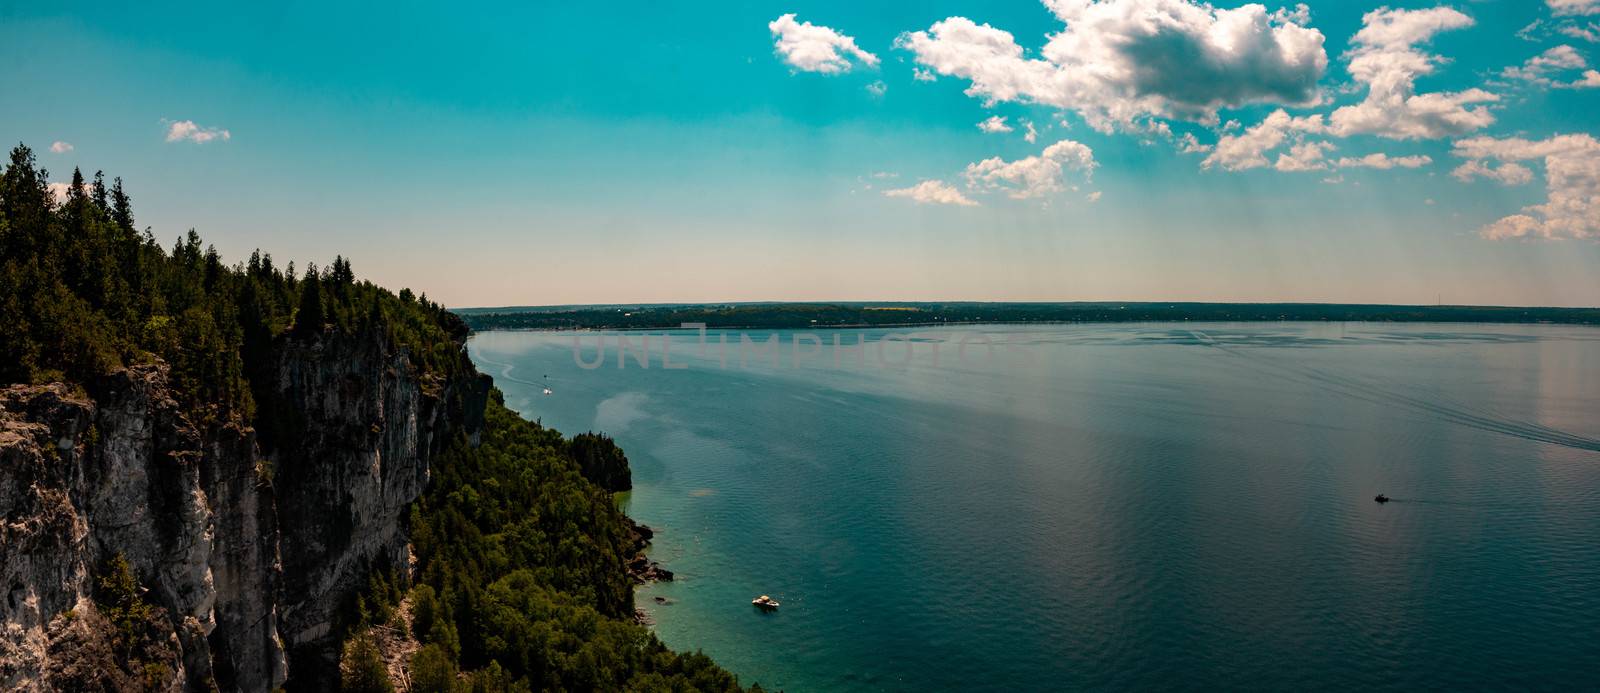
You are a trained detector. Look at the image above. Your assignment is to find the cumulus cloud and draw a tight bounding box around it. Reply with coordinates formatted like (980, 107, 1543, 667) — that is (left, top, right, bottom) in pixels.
(866, 80, 887, 97)
(883, 179, 979, 206)
(912, 68, 937, 82)
(977, 115, 1013, 133)
(1022, 119, 1038, 143)
(1567, 69, 1600, 87)
(1452, 134, 1600, 240)
(164, 119, 231, 143)
(1335, 152, 1432, 169)
(1503, 45, 1599, 88)
(46, 182, 73, 204)
(49, 141, 73, 153)
(965, 138, 1096, 198)
(896, 0, 1327, 131)
(1275, 140, 1336, 172)
(769, 14, 880, 74)
(1549, 0, 1600, 18)
(1202, 109, 1327, 170)
(1329, 7, 1496, 140)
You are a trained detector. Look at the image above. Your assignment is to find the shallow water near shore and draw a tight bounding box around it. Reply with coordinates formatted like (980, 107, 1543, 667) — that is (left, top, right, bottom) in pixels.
(471, 322, 1600, 691)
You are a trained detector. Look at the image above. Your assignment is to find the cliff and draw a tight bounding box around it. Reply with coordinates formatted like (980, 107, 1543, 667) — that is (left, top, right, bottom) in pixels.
(0, 330, 488, 691)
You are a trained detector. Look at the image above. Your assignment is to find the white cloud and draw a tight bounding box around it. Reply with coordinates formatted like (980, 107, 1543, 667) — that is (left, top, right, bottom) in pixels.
(1178, 132, 1212, 154)
(1275, 140, 1336, 172)
(1086, 190, 1103, 202)
(1202, 109, 1327, 170)
(49, 141, 73, 153)
(46, 182, 73, 203)
(866, 80, 887, 97)
(769, 14, 880, 74)
(1022, 119, 1038, 143)
(1549, 0, 1600, 18)
(1328, 7, 1496, 140)
(883, 179, 979, 206)
(965, 138, 1097, 198)
(1335, 152, 1433, 169)
(1451, 159, 1534, 186)
(1518, 20, 1545, 42)
(1564, 68, 1600, 87)
(1504, 45, 1591, 87)
(912, 68, 937, 82)
(1452, 134, 1600, 240)
(896, 1, 1327, 131)
(1559, 22, 1600, 42)
(164, 119, 231, 143)
(977, 115, 1013, 133)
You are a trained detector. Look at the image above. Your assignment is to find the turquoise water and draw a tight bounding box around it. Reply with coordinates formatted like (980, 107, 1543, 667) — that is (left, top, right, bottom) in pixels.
(469, 323, 1600, 691)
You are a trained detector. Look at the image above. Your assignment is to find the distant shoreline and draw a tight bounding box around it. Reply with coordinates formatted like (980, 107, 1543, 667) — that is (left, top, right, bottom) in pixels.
(455, 302, 1600, 333)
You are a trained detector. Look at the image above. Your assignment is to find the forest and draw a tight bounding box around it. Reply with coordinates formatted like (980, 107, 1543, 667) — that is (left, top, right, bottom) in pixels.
(0, 143, 749, 691)
(457, 301, 1600, 332)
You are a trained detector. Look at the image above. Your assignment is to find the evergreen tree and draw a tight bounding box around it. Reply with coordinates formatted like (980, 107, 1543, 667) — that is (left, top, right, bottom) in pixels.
(92, 170, 108, 209)
(109, 176, 133, 232)
(294, 263, 325, 337)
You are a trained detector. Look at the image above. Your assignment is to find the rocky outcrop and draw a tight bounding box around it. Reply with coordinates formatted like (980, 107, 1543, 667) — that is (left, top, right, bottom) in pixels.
(625, 521, 673, 585)
(0, 330, 487, 691)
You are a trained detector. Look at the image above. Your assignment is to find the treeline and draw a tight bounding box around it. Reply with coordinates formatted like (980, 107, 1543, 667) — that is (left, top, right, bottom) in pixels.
(458, 302, 1600, 332)
(344, 394, 751, 692)
(0, 142, 465, 431)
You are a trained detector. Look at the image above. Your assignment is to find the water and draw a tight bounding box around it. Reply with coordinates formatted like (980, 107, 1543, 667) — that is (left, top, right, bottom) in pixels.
(468, 323, 1600, 691)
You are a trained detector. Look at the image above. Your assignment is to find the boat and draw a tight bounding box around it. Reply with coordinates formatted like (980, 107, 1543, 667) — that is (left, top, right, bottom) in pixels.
(752, 595, 779, 610)
(1374, 494, 1390, 503)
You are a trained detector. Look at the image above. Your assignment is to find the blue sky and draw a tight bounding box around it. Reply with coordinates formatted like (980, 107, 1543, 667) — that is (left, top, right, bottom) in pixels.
(3, 1, 1598, 307)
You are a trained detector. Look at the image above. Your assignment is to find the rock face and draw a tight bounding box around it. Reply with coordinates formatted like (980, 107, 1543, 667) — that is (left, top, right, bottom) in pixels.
(0, 331, 487, 691)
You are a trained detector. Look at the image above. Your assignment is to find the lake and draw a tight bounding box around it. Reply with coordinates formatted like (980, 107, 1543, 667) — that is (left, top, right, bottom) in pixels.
(468, 322, 1600, 691)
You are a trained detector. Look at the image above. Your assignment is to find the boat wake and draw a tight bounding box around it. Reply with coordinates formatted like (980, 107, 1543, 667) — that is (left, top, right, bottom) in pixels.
(469, 347, 551, 390)
(1189, 331, 1600, 454)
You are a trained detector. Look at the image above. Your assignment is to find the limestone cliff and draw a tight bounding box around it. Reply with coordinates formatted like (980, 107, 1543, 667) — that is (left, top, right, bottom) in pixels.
(0, 330, 489, 691)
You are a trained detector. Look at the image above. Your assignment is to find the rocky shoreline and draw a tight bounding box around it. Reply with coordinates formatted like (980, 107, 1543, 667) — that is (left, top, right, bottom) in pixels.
(626, 520, 673, 626)
(627, 519, 674, 584)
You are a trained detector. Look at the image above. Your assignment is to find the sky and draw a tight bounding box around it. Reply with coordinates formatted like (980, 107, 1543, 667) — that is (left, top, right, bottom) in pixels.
(2, 0, 1599, 307)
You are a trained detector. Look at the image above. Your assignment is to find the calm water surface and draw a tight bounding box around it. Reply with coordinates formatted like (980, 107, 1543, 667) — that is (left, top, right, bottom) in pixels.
(469, 323, 1600, 691)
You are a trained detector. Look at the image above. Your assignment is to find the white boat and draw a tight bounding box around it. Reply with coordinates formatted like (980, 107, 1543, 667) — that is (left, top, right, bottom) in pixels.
(752, 595, 779, 609)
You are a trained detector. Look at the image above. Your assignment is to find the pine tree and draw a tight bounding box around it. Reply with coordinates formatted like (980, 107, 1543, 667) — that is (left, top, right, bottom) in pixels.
(109, 176, 134, 233)
(294, 263, 325, 337)
(91, 170, 108, 210)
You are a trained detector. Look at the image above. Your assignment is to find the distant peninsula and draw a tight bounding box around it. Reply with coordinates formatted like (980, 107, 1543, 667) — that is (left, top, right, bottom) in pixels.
(456, 302, 1600, 332)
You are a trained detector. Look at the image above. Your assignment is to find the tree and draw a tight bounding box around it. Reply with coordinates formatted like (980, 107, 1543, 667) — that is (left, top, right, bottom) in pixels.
(91, 170, 108, 209)
(294, 263, 326, 337)
(109, 176, 133, 233)
(339, 633, 394, 693)
(410, 645, 459, 693)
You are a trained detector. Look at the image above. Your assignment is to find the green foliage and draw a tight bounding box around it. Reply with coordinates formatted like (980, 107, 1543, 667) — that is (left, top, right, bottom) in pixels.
(91, 553, 179, 687)
(0, 142, 470, 427)
(410, 645, 460, 693)
(2, 143, 747, 690)
(339, 632, 395, 693)
(94, 554, 154, 658)
(386, 397, 748, 691)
